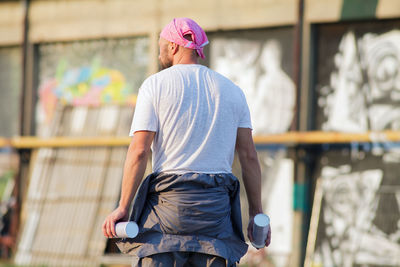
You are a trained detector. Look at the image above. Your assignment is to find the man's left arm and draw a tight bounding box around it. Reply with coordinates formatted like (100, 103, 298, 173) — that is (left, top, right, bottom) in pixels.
(235, 127, 271, 247)
(102, 130, 155, 238)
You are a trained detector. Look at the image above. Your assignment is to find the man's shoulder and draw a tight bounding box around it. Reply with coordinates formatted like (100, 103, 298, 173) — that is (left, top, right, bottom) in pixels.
(139, 68, 172, 90)
(211, 70, 244, 95)
(201, 66, 240, 88)
(146, 68, 170, 81)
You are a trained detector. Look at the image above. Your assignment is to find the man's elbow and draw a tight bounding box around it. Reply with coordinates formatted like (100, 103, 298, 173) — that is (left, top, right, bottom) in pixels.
(238, 148, 258, 163)
(245, 150, 259, 162)
(130, 147, 150, 162)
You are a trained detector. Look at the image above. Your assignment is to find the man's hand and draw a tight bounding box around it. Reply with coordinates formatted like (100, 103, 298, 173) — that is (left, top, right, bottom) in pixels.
(247, 216, 272, 248)
(102, 207, 129, 238)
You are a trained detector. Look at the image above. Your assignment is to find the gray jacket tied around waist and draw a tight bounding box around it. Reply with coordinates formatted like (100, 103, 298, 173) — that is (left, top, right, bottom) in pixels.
(117, 172, 248, 266)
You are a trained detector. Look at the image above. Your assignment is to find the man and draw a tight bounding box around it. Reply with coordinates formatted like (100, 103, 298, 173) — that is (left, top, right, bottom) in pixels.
(102, 18, 271, 267)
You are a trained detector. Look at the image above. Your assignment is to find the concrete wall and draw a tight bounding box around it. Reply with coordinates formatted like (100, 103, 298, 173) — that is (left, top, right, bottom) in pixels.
(0, 0, 297, 74)
(1, 1, 400, 266)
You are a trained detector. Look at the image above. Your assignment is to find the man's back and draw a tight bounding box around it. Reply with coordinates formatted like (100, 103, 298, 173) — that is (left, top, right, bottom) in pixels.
(131, 64, 252, 174)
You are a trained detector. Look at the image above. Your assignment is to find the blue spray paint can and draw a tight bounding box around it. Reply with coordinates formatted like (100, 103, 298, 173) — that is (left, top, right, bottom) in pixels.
(114, 221, 139, 238)
(251, 213, 270, 249)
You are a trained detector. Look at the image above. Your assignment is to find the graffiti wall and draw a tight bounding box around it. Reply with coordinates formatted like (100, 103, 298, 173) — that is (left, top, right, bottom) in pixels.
(14, 38, 151, 265)
(309, 20, 400, 267)
(314, 20, 400, 132)
(0, 47, 21, 137)
(309, 146, 400, 266)
(36, 38, 149, 136)
(208, 28, 295, 135)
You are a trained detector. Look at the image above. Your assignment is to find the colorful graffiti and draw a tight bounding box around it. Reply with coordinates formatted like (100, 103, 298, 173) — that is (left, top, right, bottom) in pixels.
(38, 58, 135, 122)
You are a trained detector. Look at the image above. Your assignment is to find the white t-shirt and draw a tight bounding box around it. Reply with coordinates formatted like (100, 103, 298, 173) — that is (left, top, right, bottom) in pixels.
(130, 64, 252, 174)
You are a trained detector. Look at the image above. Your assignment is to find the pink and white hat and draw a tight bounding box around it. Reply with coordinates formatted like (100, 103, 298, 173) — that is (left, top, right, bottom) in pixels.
(160, 18, 209, 59)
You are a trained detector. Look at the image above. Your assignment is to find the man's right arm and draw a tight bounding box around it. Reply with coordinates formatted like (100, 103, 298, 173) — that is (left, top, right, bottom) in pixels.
(102, 130, 155, 238)
(235, 127, 271, 246)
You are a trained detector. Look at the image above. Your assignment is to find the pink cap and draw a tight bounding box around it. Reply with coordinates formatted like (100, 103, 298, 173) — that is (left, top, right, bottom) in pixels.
(160, 18, 209, 59)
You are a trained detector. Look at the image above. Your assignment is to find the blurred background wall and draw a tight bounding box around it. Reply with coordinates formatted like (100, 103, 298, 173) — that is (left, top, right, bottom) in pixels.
(0, 0, 399, 266)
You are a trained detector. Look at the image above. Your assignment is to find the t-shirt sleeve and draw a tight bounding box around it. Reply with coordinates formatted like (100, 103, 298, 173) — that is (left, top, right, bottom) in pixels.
(238, 92, 253, 129)
(129, 83, 158, 136)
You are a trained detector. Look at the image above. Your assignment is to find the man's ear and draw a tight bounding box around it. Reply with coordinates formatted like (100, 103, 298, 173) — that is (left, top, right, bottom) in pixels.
(169, 42, 179, 55)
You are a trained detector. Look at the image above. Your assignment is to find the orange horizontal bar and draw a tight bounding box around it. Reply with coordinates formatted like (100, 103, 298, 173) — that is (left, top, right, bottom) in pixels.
(253, 131, 400, 144)
(0, 137, 10, 148)
(1, 131, 400, 149)
(10, 136, 132, 149)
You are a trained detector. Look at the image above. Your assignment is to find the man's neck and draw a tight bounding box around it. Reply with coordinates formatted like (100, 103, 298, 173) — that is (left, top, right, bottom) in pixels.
(172, 53, 198, 66)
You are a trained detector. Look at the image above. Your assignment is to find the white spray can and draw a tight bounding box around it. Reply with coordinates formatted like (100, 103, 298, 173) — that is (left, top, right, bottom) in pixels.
(114, 221, 139, 238)
(251, 213, 270, 249)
